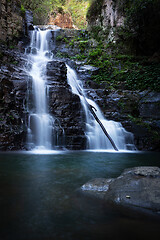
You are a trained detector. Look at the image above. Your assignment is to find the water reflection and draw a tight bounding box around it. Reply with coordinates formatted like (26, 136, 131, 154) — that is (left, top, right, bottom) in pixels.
(0, 151, 160, 240)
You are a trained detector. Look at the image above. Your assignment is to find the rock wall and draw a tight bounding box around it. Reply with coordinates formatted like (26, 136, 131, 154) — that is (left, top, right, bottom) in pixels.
(0, 25, 159, 151)
(0, 48, 28, 150)
(46, 60, 86, 150)
(87, 0, 124, 30)
(73, 64, 160, 151)
(87, 0, 160, 55)
(102, 0, 124, 28)
(50, 29, 160, 151)
(0, 0, 23, 43)
(48, 12, 74, 29)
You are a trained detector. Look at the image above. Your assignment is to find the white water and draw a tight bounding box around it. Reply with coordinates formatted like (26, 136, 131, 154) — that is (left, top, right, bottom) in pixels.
(26, 28, 135, 151)
(27, 29, 54, 150)
(67, 65, 136, 151)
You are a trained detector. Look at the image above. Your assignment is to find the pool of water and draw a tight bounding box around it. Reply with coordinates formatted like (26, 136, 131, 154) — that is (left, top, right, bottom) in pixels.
(0, 151, 160, 240)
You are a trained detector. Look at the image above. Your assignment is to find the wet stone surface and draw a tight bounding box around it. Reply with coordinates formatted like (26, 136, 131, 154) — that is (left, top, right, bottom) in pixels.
(80, 167, 160, 214)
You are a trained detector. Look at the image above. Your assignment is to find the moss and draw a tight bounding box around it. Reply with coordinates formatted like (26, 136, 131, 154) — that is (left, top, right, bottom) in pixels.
(56, 35, 64, 42)
(20, 4, 26, 17)
(128, 114, 160, 143)
(55, 51, 69, 58)
(89, 26, 104, 41)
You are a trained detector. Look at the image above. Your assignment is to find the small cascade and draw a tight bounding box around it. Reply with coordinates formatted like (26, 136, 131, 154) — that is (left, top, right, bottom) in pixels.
(26, 28, 54, 150)
(67, 65, 136, 151)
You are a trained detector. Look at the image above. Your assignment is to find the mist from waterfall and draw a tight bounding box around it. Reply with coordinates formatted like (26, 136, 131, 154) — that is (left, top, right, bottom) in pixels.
(67, 65, 136, 151)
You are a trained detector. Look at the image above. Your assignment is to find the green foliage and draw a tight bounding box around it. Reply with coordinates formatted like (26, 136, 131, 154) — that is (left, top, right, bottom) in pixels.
(20, 4, 26, 16)
(9, 45, 15, 49)
(127, 114, 160, 142)
(56, 35, 64, 41)
(21, 0, 90, 27)
(67, 33, 89, 53)
(81, 40, 160, 91)
(21, 0, 51, 24)
(64, 0, 90, 29)
(125, 63, 160, 91)
(89, 26, 103, 41)
(55, 51, 69, 58)
(77, 40, 89, 53)
(123, 0, 160, 55)
(71, 54, 86, 61)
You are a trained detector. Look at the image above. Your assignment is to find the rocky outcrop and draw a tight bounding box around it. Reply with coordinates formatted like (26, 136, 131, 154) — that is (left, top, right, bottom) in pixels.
(0, 0, 23, 43)
(0, 26, 159, 151)
(0, 43, 87, 151)
(87, 0, 160, 55)
(46, 59, 86, 150)
(51, 29, 88, 58)
(48, 25, 160, 151)
(24, 10, 34, 36)
(80, 166, 160, 215)
(48, 12, 74, 29)
(139, 92, 160, 120)
(87, 0, 124, 30)
(0, 48, 28, 150)
(74, 63, 160, 151)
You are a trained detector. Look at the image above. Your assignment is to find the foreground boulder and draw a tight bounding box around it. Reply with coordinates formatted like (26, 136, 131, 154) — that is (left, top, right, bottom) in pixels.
(80, 167, 160, 214)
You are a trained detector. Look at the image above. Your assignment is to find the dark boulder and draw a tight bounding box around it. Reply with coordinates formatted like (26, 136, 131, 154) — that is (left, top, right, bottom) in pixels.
(80, 166, 160, 214)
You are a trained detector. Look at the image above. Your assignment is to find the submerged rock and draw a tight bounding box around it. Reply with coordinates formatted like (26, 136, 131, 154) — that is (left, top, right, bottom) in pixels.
(80, 167, 160, 214)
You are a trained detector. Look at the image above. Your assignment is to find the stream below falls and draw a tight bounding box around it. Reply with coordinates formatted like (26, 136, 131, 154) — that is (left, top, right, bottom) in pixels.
(0, 151, 160, 240)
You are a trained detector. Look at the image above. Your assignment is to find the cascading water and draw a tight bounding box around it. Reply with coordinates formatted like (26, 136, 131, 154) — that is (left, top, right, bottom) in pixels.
(26, 28, 54, 150)
(67, 65, 136, 151)
(25, 26, 135, 151)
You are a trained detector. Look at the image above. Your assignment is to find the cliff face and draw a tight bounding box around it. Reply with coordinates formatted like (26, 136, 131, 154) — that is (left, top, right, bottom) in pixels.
(48, 13, 74, 29)
(87, 0, 124, 29)
(101, 0, 124, 28)
(0, 48, 28, 150)
(87, 0, 160, 56)
(0, 0, 23, 43)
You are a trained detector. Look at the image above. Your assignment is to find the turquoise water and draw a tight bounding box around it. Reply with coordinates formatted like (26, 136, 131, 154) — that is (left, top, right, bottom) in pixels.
(0, 151, 160, 240)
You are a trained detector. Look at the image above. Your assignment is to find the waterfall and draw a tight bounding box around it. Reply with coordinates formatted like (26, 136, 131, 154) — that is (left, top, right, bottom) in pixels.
(67, 65, 136, 151)
(26, 28, 54, 150)
(25, 27, 135, 151)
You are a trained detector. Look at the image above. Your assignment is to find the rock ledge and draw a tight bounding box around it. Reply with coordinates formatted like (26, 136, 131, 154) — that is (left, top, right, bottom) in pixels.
(80, 167, 160, 213)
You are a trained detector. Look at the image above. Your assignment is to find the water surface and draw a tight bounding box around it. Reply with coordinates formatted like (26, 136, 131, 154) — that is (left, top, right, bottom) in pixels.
(0, 151, 160, 240)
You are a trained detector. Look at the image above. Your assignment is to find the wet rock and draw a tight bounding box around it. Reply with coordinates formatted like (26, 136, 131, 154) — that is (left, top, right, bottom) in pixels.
(31, 48, 37, 55)
(0, 48, 28, 150)
(80, 167, 160, 213)
(78, 65, 99, 73)
(25, 10, 34, 35)
(81, 178, 114, 199)
(46, 59, 86, 150)
(0, 0, 23, 42)
(48, 12, 74, 29)
(139, 92, 160, 119)
(46, 60, 67, 83)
